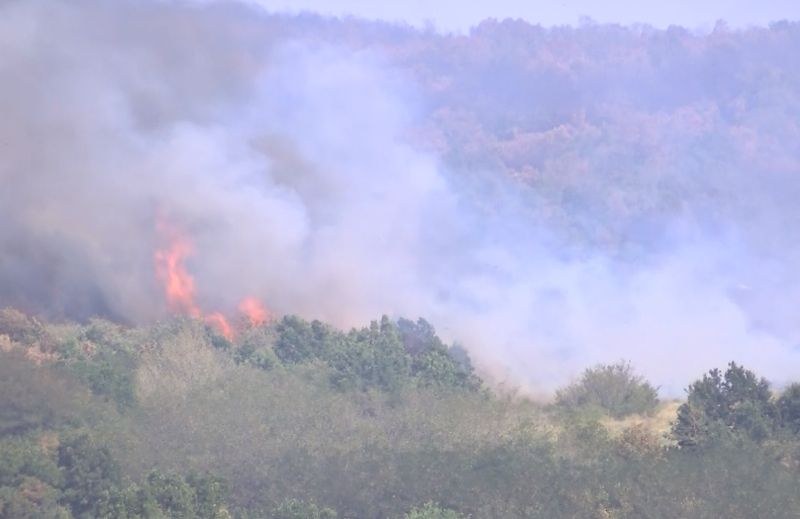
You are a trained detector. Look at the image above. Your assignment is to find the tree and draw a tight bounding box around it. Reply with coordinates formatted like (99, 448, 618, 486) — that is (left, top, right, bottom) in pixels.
(274, 316, 336, 364)
(411, 348, 481, 391)
(57, 433, 121, 517)
(399, 318, 482, 391)
(672, 362, 776, 447)
(328, 316, 410, 392)
(144, 471, 197, 518)
(397, 318, 444, 356)
(777, 383, 800, 434)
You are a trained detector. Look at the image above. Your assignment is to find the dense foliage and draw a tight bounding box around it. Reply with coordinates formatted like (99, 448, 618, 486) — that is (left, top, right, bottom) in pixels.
(1, 308, 800, 518)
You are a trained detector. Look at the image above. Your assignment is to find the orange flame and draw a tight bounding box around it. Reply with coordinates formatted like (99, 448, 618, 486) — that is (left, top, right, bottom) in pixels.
(154, 217, 271, 341)
(238, 297, 270, 326)
(154, 225, 201, 318)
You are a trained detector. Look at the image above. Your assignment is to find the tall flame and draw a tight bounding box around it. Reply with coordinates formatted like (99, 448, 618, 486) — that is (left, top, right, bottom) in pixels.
(154, 230, 201, 318)
(154, 217, 271, 341)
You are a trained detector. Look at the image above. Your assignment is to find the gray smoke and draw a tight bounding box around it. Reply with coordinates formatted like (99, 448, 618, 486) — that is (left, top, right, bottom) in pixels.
(2, 0, 800, 393)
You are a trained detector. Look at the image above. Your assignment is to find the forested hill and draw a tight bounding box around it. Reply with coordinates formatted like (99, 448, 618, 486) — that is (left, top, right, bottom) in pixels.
(2, 307, 800, 518)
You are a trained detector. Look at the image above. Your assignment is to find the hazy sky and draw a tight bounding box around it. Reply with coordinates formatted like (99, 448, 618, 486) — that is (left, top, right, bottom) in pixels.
(250, 0, 800, 32)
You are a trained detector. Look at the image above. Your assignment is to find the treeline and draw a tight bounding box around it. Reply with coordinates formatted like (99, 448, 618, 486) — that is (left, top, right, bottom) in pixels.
(1, 308, 800, 518)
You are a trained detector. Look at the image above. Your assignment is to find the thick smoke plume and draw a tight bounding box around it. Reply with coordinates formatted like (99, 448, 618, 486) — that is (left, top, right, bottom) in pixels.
(2, 0, 800, 393)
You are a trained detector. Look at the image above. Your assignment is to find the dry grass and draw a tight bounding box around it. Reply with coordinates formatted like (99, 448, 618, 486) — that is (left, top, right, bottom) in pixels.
(600, 400, 681, 446)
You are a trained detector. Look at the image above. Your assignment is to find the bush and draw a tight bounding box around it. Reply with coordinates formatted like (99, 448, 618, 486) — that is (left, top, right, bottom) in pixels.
(0, 350, 92, 435)
(404, 502, 466, 519)
(555, 361, 659, 418)
(272, 498, 337, 519)
(234, 326, 279, 370)
(0, 308, 49, 347)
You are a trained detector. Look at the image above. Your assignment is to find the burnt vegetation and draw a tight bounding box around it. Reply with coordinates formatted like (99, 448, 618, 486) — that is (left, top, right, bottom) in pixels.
(1, 308, 800, 518)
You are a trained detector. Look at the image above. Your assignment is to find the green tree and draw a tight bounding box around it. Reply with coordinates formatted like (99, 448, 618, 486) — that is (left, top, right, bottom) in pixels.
(398, 318, 481, 390)
(274, 317, 336, 364)
(234, 327, 279, 371)
(672, 362, 776, 447)
(187, 473, 231, 519)
(57, 319, 138, 410)
(144, 471, 197, 518)
(411, 348, 480, 391)
(57, 433, 121, 518)
(328, 316, 410, 392)
(777, 383, 800, 434)
(397, 318, 444, 356)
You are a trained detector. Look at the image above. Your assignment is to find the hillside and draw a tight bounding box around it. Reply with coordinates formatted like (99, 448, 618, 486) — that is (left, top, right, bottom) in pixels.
(2, 308, 800, 518)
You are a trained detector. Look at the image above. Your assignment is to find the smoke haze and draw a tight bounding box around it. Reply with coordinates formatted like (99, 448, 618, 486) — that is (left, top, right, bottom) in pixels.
(2, 0, 800, 393)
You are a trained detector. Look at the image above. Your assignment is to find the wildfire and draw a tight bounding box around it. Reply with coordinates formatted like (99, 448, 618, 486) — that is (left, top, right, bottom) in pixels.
(238, 297, 270, 326)
(154, 229, 201, 318)
(204, 312, 234, 341)
(154, 218, 271, 340)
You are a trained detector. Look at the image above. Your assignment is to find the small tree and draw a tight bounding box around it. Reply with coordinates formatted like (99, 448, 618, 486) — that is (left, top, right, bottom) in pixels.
(555, 361, 659, 418)
(777, 383, 800, 434)
(672, 362, 776, 447)
(57, 433, 122, 517)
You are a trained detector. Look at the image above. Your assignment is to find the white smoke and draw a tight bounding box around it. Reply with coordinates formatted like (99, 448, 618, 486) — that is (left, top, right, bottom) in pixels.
(1, 0, 799, 394)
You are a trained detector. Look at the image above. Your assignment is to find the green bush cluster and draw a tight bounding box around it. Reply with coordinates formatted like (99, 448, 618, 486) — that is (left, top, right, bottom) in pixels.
(237, 315, 482, 393)
(672, 362, 800, 447)
(0, 433, 231, 519)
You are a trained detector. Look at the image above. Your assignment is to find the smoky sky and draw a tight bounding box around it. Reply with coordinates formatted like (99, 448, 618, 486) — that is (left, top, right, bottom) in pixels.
(2, 0, 800, 393)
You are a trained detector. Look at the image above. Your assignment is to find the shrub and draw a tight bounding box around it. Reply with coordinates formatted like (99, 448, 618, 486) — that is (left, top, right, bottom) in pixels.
(0, 308, 48, 346)
(555, 361, 659, 418)
(0, 350, 90, 435)
(272, 498, 337, 519)
(404, 502, 466, 519)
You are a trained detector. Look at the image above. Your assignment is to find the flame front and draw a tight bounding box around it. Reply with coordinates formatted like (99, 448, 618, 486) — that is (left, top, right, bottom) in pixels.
(154, 232, 201, 318)
(154, 217, 270, 341)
